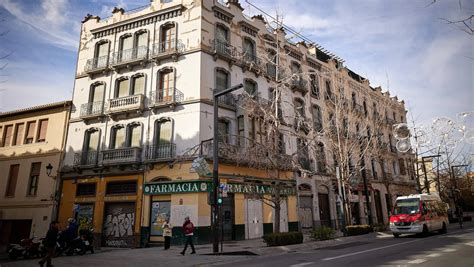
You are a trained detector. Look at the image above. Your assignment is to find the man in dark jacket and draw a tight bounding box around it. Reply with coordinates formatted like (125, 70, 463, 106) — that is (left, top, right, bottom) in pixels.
(39, 221, 59, 267)
(180, 216, 196, 255)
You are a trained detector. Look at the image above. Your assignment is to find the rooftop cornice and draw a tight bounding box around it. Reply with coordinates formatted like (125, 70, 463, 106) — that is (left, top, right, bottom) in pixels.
(0, 101, 72, 118)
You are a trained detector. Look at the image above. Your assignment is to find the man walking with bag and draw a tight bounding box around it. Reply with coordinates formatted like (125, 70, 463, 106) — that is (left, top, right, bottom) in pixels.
(180, 216, 196, 255)
(39, 221, 59, 267)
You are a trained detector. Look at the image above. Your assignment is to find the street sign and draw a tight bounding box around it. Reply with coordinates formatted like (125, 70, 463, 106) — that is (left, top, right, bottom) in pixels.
(192, 157, 211, 176)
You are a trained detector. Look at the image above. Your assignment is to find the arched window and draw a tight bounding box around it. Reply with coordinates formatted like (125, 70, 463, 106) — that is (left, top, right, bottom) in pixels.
(92, 40, 109, 69)
(131, 74, 145, 95)
(266, 49, 277, 77)
(363, 100, 368, 117)
(134, 30, 148, 58)
(325, 80, 332, 100)
(115, 77, 130, 98)
(216, 68, 229, 90)
(244, 79, 257, 97)
(310, 74, 319, 98)
(157, 68, 175, 102)
(160, 22, 176, 52)
(152, 118, 173, 158)
(118, 34, 133, 61)
(89, 82, 105, 103)
(316, 143, 326, 173)
(371, 159, 378, 179)
(126, 122, 142, 147)
(312, 105, 322, 131)
(110, 125, 126, 149)
(351, 92, 357, 108)
(297, 138, 310, 170)
(216, 24, 229, 42)
(243, 37, 256, 62)
(218, 119, 229, 143)
(291, 62, 301, 74)
(82, 128, 100, 165)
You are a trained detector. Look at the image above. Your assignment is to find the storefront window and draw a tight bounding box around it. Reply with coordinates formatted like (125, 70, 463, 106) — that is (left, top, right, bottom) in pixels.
(150, 201, 171, 236)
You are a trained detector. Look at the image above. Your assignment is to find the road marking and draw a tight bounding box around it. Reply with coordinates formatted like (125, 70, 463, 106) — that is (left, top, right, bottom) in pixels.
(322, 239, 422, 261)
(426, 253, 441, 257)
(465, 241, 474, 247)
(407, 259, 427, 264)
(441, 248, 456, 252)
(321, 227, 473, 261)
(290, 262, 314, 267)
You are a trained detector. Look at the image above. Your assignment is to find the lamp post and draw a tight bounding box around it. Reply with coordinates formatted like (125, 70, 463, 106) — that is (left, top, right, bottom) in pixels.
(420, 155, 440, 194)
(212, 83, 243, 253)
(46, 163, 53, 177)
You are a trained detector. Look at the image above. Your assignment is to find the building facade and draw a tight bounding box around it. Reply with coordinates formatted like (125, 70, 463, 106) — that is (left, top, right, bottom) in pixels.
(60, 0, 415, 248)
(0, 101, 72, 252)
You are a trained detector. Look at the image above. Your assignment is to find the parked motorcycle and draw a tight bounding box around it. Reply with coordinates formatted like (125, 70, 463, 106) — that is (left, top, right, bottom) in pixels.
(8, 237, 45, 260)
(56, 232, 85, 256)
(79, 228, 95, 254)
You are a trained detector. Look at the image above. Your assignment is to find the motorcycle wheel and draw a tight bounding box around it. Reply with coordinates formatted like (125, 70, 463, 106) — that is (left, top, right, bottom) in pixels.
(9, 252, 18, 260)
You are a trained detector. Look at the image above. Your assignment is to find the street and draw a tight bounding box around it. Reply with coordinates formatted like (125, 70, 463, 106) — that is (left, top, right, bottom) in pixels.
(217, 225, 474, 267)
(2, 223, 473, 267)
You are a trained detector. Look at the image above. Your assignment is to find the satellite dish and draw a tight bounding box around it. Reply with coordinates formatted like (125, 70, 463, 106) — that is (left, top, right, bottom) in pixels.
(393, 123, 410, 140)
(396, 139, 411, 153)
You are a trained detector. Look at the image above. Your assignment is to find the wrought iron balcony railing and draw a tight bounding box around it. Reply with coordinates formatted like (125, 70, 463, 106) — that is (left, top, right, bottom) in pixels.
(84, 55, 109, 73)
(149, 87, 184, 107)
(145, 143, 176, 161)
(151, 39, 185, 59)
(213, 39, 238, 59)
(111, 45, 148, 66)
(80, 102, 104, 119)
(74, 151, 99, 167)
(108, 94, 145, 114)
(289, 77, 309, 93)
(102, 147, 141, 165)
(216, 93, 236, 107)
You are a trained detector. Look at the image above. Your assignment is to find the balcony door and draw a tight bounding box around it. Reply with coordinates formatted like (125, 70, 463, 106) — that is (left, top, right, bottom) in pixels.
(119, 35, 133, 61)
(88, 83, 104, 115)
(161, 24, 176, 52)
(134, 32, 148, 58)
(83, 130, 100, 165)
(110, 127, 126, 149)
(116, 79, 130, 98)
(154, 119, 172, 158)
(131, 75, 145, 96)
(95, 42, 109, 68)
(159, 70, 174, 102)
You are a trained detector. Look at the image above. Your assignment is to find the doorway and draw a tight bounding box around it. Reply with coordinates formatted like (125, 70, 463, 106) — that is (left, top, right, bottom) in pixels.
(221, 193, 235, 241)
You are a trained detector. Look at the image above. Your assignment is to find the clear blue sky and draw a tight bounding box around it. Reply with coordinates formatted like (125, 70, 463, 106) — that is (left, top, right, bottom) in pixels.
(0, 0, 472, 126)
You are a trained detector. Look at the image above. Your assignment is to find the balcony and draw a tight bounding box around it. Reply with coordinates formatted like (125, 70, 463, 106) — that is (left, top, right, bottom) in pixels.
(110, 46, 148, 69)
(289, 77, 309, 94)
(74, 151, 99, 167)
(266, 64, 276, 79)
(80, 102, 104, 119)
(151, 39, 185, 61)
(84, 55, 109, 75)
(212, 39, 238, 62)
(102, 147, 141, 165)
(150, 88, 184, 108)
(108, 94, 145, 115)
(145, 143, 176, 161)
(242, 53, 262, 68)
(216, 93, 236, 107)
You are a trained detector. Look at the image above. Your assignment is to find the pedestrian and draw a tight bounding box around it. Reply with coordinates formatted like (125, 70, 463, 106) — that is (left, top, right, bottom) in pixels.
(180, 216, 196, 255)
(162, 218, 172, 250)
(39, 220, 59, 267)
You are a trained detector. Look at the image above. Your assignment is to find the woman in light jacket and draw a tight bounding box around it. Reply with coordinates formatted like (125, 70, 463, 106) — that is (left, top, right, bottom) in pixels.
(162, 218, 172, 250)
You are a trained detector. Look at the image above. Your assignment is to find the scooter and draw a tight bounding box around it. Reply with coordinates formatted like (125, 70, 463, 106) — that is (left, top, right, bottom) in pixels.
(8, 237, 44, 260)
(55, 232, 85, 256)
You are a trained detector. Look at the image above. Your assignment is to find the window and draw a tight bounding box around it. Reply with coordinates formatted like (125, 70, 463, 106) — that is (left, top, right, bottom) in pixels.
(126, 123, 142, 147)
(363, 101, 368, 117)
(291, 62, 301, 74)
(161, 23, 176, 52)
(294, 98, 305, 117)
(76, 183, 97, 196)
(216, 24, 229, 42)
(310, 74, 319, 98)
(342, 118, 349, 137)
(94, 41, 109, 68)
(37, 119, 48, 143)
(13, 123, 24, 146)
(106, 181, 137, 195)
(218, 119, 229, 143)
(237, 116, 244, 146)
(5, 164, 19, 197)
(373, 103, 377, 117)
(82, 129, 100, 165)
(297, 138, 310, 170)
(115, 78, 130, 98)
(27, 162, 41, 196)
(158, 68, 174, 102)
(393, 161, 398, 175)
(243, 38, 256, 62)
(325, 80, 332, 100)
(1, 125, 13, 147)
(119, 34, 133, 61)
(371, 159, 378, 179)
(89, 83, 105, 103)
(155, 119, 172, 146)
(278, 133, 285, 154)
(216, 69, 229, 90)
(316, 143, 326, 173)
(399, 158, 407, 175)
(131, 74, 145, 95)
(134, 31, 148, 58)
(110, 126, 126, 149)
(351, 92, 357, 108)
(266, 50, 277, 77)
(244, 79, 257, 97)
(312, 105, 323, 131)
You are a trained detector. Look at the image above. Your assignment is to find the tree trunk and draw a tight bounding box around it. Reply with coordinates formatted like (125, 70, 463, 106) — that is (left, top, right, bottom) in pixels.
(274, 192, 281, 233)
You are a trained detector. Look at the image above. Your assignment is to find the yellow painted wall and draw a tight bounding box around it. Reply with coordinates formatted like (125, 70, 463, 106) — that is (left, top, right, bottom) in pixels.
(234, 194, 245, 225)
(287, 196, 298, 222)
(58, 175, 143, 234)
(263, 196, 273, 224)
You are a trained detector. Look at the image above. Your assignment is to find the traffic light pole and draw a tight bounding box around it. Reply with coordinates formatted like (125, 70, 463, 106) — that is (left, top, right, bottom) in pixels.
(212, 83, 243, 253)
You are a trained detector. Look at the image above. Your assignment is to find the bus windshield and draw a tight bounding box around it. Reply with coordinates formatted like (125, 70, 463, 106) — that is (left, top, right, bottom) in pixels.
(393, 198, 420, 215)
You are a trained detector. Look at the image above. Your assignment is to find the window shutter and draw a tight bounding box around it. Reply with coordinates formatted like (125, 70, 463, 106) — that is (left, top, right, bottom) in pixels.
(158, 121, 172, 145)
(25, 121, 36, 144)
(137, 32, 148, 47)
(92, 84, 105, 103)
(216, 26, 228, 42)
(117, 79, 129, 98)
(131, 126, 141, 147)
(122, 36, 133, 51)
(115, 127, 126, 148)
(14, 123, 24, 146)
(133, 76, 145, 95)
(31, 162, 41, 176)
(37, 120, 48, 142)
(216, 71, 228, 91)
(88, 131, 99, 151)
(6, 164, 20, 197)
(97, 42, 108, 58)
(3, 125, 13, 147)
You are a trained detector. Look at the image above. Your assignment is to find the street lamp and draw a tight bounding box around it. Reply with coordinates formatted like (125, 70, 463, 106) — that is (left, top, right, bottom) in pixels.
(212, 83, 243, 253)
(420, 155, 440, 194)
(46, 163, 54, 177)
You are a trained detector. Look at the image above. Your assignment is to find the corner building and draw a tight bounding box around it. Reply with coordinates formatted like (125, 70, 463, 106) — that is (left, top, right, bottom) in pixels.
(60, 0, 415, 248)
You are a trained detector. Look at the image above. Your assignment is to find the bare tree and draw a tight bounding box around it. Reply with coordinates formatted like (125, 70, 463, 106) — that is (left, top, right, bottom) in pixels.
(426, 0, 473, 35)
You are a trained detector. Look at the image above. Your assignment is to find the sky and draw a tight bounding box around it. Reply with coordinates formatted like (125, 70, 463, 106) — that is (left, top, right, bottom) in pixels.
(0, 0, 472, 127)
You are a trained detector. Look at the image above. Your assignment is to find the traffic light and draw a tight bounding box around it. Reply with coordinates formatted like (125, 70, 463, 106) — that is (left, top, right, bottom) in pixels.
(217, 191, 223, 205)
